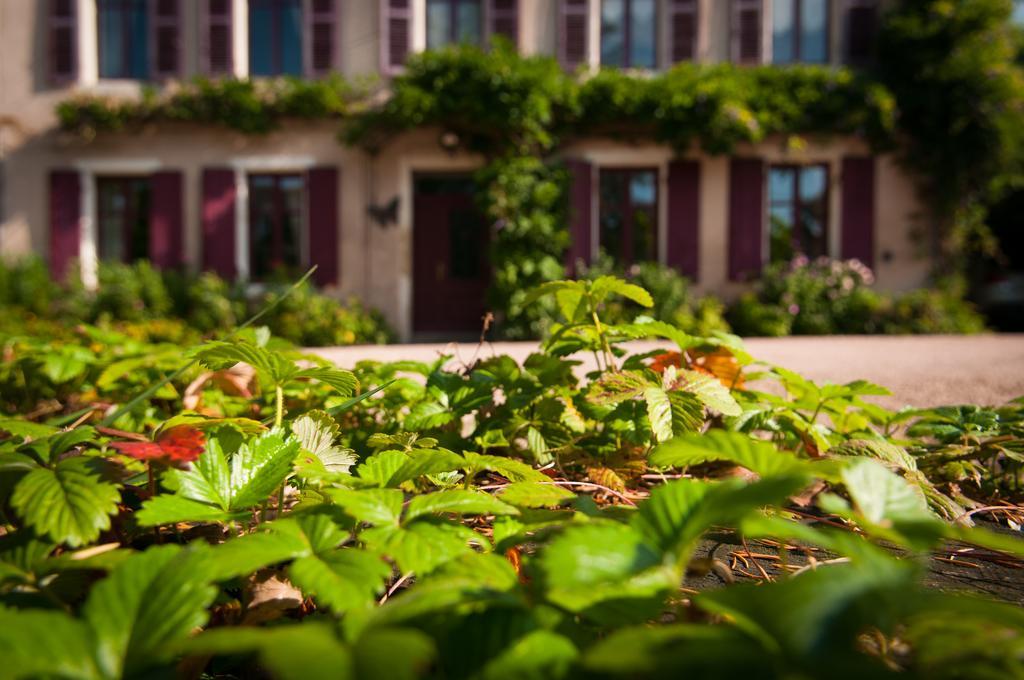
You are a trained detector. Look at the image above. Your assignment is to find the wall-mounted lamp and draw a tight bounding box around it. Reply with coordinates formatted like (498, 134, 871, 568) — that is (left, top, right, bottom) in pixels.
(439, 131, 461, 154)
(367, 196, 399, 228)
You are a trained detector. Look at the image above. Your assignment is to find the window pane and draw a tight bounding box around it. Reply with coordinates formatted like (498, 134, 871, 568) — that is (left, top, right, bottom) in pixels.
(279, 175, 303, 271)
(768, 167, 795, 204)
(427, 0, 452, 49)
(1015, 0, 1024, 26)
(127, 178, 151, 261)
(449, 207, 483, 279)
(249, 1, 274, 75)
(98, 2, 126, 78)
(800, 0, 828, 63)
(601, 0, 626, 67)
(629, 0, 656, 69)
(630, 170, 657, 262)
(799, 165, 827, 203)
(98, 0, 148, 78)
(768, 168, 796, 263)
(456, 0, 482, 45)
(600, 170, 627, 263)
(280, 0, 304, 75)
(97, 178, 150, 262)
(249, 176, 276, 279)
(798, 166, 828, 257)
(772, 0, 795, 64)
(128, 1, 149, 78)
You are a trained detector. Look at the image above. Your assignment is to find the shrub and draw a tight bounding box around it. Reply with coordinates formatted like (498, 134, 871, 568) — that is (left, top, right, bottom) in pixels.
(726, 257, 985, 336)
(0, 257, 394, 346)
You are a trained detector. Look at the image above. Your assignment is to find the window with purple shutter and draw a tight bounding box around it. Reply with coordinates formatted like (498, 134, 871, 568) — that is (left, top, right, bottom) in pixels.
(669, 0, 698, 64)
(841, 157, 876, 268)
(203, 0, 234, 75)
(150, 171, 184, 269)
(728, 158, 765, 281)
(151, 0, 181, 78)
(49, 170, 81, 280)
(489, 0, 519, 47)
(667, 160, 700, 281)
(382, 0, 412, 73)
(201, 168, 237, 279)
(49, 0, 78, 85)
(307, 167, 340, 286)
(566, 159, 593, 274)
(732, 0, 763, 65)
(308, 0, 337, 76)
(560, 0, 589, 69)
(845, 0, 878, 65)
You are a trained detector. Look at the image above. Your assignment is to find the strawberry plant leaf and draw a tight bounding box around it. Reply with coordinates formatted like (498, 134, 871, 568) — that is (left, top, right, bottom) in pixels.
(329, 488, 405, 526)
(498, 482, 575, 508)
(0, 609, 101, 680)
(294, 366, 359, 396)
(404, 489, 519, 523)
(227, 431, 301, 509)
(292, 410, 357, 474)
(290, 549, 391, 614)
(677, 369, 741, 416)
(11, 457, 120, 547)
(363, 519, 484, 575)
(84, 544, 218, 678)
(0, 418, 59, 440)
(650, 431, 812, 478)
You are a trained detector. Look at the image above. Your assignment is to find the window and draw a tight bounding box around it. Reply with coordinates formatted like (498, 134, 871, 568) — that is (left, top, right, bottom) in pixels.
(768, 165, 829, 263)
(599, 169, 658, 266)
(772, 0, 828, 64)
(427, 0, 483, 49)
(96, 177, 151, 262)
(249, 0, 304, 76)
(249, 174, 305, 280)
(601, 0, 657, 69)
(1014, 0, 1024, 26)
(845, 0, 878, 64)
(97, 0, 149, 79)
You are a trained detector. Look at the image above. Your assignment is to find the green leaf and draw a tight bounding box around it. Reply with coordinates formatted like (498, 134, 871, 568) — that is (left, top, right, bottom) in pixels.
(11, 457, 120, 547)
(589, 275, 654, 308)
(292, 410, 357, 473)
(650, 431, 811, 478)
(364, 519, 484, 575)
(831, 438, 918, 472)
(405, 401, 454, 430)
(328, 488, 405, 526)
(404, 489, 519, 523)
(499, 482, 576, 508)
(477, 630, 578, 680)
(644, 387, 674, 443)
(84, 544, 217, 678)
(353, 628, 437, 680)
(386, 449, 466, 487)
(135, 495, 247, 526)
(677, 369, 741, 416)
(229, 431, 302, 509)
(294, 366, 359, 397)
(463, 452, 548, 483)
(588, 370, 651, 407)
(0, 418, 59, 439)
(180, 624, 353, 680)
(290, 548, 391, 613)
(841, 458, 931, 526)
(0, 609, 100, 680)
(357, 450, 410, 486)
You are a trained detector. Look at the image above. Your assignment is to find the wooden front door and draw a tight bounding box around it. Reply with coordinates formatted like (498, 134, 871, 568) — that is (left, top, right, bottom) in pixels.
(413, 175, 490, 335)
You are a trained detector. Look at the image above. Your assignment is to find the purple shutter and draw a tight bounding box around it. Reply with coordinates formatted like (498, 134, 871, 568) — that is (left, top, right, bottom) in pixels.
(150, 171, 184, 269)
(151, 0, 181, 79)
(201, 168, 236, 278)
(49, 0, 78, 85)
(846, 1, 878, 65)
(308, 0, 337, 76)
(202, 0, 233, 75)
(382, 0, 412, 73)
(307, 167, 340, 286)
(841, 157, 876, 268)
(566, 160, 592, 274)
(489, 0, 519, 47)
(560, 0, 589, 69)
(669, 0, 698, 63)
(667, 160, 700, 281)
(732, 0, 762, 64)
(728, 158, 765, 281)
(49, 170, 81, 280)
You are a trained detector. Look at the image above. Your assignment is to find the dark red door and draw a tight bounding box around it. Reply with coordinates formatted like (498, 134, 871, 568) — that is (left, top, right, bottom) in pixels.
(413, 175, 490, 335)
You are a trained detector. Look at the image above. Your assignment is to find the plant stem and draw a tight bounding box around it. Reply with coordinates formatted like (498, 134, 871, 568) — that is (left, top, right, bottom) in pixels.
(274, 385, 285, 429)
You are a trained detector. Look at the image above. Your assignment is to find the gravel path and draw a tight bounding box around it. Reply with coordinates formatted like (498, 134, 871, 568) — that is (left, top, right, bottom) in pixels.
(311, 334, 1024, 410)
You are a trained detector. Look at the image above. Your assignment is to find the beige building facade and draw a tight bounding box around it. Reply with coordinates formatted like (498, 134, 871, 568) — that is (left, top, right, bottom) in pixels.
(0, 0, 927, 340)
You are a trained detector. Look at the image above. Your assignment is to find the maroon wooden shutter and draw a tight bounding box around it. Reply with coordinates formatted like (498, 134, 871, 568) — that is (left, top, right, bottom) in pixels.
(489, 0, 519, 47)
(728, 158, 765, 281)
(150, 171, 184, 269)
(382, 0, 412, 73)
(669, 0, 698, 64)
(308, 0, 337, 76)
(151, 0, 181, 79)
(667, 160, 700, 281)
(49, 0, 77, 85)
(732, 0, 762, 64)
(203, 0, 233, 75)
(560, 0, 589, 69)
(307, 167, 340, 286)
(566, 160, 593, 274)
(49, 170, 81, 280)
(841, 157, 876, 268)
(201, 168, 236, 278)
(845, 1, 878, 65)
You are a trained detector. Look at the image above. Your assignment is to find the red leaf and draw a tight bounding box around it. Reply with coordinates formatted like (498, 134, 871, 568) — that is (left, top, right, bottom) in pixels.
(111, 426, 205, 464)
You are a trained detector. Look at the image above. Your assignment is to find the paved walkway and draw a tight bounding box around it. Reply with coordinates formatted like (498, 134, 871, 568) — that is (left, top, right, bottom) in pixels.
(311, 335, 1024, 409)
